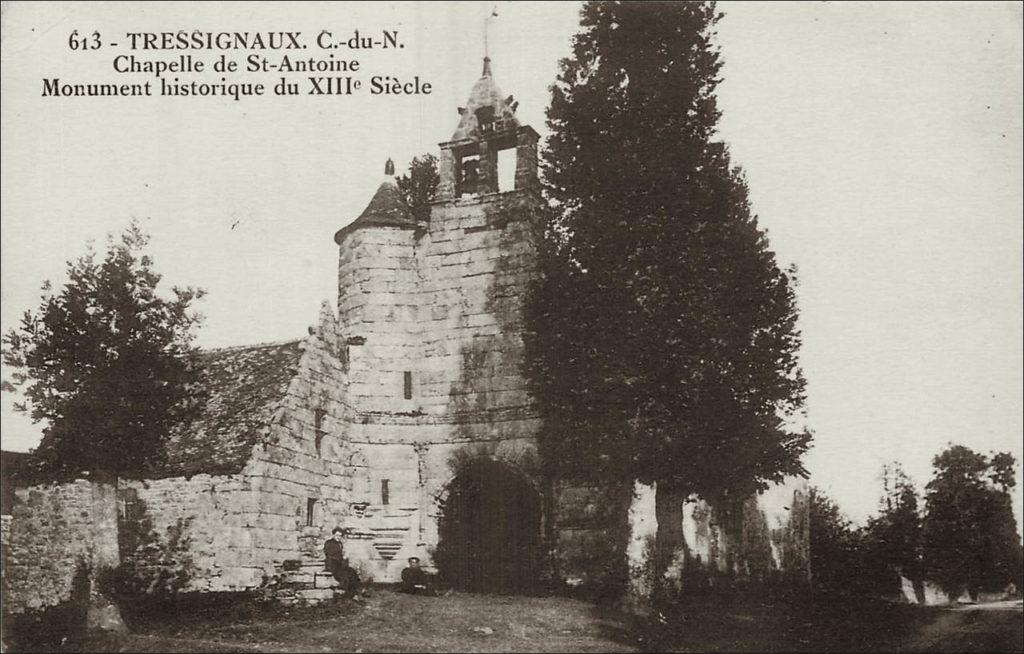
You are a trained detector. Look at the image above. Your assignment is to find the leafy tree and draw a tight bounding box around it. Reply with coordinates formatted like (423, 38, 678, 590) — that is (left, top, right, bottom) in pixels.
(862, 462, 923, 595)
(397, 154, 439, 222)
(808, 487, 869, 597)
(526, 0, 809, 571)
(921, 445, 1021, 599)
(2, 222, 205, 479)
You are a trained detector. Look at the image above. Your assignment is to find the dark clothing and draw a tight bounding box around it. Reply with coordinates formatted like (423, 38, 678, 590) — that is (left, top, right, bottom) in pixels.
(324, 538, 345, 566)
(400, 566, 435, 595)
(330, 565, 361, 594)
(324, 538, 361, 594)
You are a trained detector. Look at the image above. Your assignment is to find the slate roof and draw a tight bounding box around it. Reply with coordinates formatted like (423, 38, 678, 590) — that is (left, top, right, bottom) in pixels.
(0, 340, 304, 485)
(450, 57, 521, 142)
(334, 162, 416, 244)
(162, 339, 304, 478)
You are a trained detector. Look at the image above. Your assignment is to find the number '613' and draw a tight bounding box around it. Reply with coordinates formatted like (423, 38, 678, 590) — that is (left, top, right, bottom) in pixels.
(68, 31, 102, 50)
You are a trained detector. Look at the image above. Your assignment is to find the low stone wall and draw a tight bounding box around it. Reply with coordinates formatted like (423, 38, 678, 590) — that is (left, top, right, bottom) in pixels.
(2, 479, 119, 614)
(119, 475, 260, 593)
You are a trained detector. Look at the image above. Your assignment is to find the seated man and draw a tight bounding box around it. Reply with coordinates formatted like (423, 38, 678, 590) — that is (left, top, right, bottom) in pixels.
(399, 556, 436, 595)
(324, 527, 363, 597)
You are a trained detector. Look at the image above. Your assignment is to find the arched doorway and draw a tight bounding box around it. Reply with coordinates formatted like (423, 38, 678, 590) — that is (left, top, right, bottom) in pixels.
(435, 458, 542, 594)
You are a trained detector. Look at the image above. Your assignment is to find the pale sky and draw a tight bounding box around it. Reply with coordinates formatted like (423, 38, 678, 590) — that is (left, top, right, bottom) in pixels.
(1, 1, 1021, 529)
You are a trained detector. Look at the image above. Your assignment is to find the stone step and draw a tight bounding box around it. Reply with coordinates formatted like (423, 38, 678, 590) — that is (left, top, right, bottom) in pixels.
(361, 509, 417, 519)
(277, 560, 329, 573)
(314, 574, 342, 589)
(276, 567, 341, 588)
(280, 571, 315, 585)
(293, 587, 341, 602)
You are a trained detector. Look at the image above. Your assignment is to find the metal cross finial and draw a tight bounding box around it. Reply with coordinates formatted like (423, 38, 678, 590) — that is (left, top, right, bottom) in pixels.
(484, 3, 498, 67)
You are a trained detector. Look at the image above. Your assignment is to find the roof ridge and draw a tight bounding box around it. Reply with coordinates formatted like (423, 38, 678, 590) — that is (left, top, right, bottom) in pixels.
(201, 338, 303, 354)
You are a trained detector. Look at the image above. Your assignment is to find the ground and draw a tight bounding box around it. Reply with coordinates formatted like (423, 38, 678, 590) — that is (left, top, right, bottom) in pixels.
(6, 591, 1022, 652)
(103, 591, 635, 653)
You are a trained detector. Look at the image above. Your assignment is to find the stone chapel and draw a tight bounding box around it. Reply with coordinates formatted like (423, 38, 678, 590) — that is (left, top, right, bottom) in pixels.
(2, 58, 808, 612)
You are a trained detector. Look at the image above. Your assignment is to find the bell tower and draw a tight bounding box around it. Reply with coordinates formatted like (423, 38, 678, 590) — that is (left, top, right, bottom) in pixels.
(436, 57, 539, 200)
(330, 55, 547, 585)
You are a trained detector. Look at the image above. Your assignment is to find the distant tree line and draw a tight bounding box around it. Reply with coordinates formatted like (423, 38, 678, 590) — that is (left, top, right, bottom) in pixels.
(810, 444, 1023, 602)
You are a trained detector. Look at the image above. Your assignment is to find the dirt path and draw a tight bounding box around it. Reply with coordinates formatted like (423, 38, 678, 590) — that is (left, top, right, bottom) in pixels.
(899, 600, 1023, 653)
(118, 591, 638, 653)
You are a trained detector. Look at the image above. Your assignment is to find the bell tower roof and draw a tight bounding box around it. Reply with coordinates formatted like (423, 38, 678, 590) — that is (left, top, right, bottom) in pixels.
(450, 57, 521, 142)
(333, 159, 415, 244)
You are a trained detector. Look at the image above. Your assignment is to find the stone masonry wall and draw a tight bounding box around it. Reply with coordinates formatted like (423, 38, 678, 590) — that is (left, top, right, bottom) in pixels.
(335, 188, 546, 583)
(238, 303, 352, 572)
(3, 480, 118, 614)
(337, 227, 421, 413)
(420, 190, 539, 419)
(119, 474, 253, 592)
(119, 303, 353, 593)
(337, 189, 540, 422)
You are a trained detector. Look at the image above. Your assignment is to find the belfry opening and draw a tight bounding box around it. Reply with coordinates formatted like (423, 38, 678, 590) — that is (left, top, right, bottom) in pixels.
(435, 459, 542, 594)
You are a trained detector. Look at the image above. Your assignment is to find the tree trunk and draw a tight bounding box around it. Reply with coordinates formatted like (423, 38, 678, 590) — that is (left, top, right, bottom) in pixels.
(624, 480, 657, 612)
(654, 484, 687, 596)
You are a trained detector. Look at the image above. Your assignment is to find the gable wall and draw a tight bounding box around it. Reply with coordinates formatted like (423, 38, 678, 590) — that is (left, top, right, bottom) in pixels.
(116, 306, 352, 593)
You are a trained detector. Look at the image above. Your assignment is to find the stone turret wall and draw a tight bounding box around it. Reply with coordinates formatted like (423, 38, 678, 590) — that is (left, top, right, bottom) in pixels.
(337, 227, 422, 413)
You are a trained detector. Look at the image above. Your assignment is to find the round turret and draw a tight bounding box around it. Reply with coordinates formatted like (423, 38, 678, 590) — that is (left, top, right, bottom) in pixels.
(335, 159, 421, 414)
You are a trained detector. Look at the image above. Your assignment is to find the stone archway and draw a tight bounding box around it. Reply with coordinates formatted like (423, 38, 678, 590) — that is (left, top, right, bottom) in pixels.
(435, 458, 542, 594)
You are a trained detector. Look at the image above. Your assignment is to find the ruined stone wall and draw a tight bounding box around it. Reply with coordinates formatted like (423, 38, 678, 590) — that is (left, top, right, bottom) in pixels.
(619, 477, 811, 596)
(675, 478, 810, 588)
(0, 513, 10, 601)
(120, 474, 254, 592)
(3, 480, 118, 614)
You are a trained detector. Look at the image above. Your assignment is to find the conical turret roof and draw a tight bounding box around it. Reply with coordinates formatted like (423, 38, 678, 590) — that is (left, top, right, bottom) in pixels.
(334, 159, 416, 244)
(450, 58, 521, 141)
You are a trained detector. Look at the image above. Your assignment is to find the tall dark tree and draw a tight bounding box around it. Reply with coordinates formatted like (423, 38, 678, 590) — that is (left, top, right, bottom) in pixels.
(808, 487, 869, 598)
(2, 222, 205, 479)
(921, 445, 1021, 599)
(862, 462, 923, 595)
(527, 0, 809, 565)
(397, 154, 439, 222)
